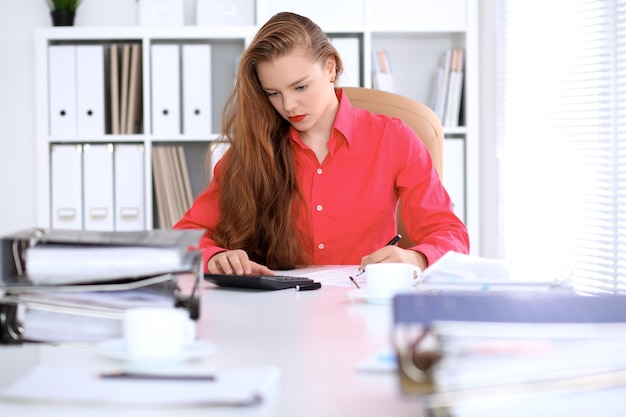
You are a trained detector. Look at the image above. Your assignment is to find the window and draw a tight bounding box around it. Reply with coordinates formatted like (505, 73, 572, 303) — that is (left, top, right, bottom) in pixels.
(496, 0, 626, 292)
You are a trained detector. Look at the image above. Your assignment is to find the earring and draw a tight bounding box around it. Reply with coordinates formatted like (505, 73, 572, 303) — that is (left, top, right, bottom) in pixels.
(330, 76, 335, 83)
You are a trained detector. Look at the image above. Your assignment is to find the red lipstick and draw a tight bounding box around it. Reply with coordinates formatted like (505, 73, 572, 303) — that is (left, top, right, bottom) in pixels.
(288, 115, 306, 122)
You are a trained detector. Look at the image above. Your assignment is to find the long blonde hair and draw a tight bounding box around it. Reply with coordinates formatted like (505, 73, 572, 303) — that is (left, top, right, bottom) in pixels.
(213, 12, 343, 269)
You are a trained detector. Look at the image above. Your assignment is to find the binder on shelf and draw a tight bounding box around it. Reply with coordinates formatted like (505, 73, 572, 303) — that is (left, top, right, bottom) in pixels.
(182, 44, 212, 135)
(50, 144, 83, 230)
(330, 37, 361, 87)
(113, 144, 145, 231)
(152, 146, 193, 228)
(432, 49, 452, 122)
(0, 228, 204, 344)
(76, 45, 105, 135)
(83, 144, 114, 231)
(126, 43, 143, 134)
(109, 44, 121, 135)
(443, 49, 465, 127)
(48, 45, 77, 136)
(119, 44, 132, 135)
(371, 49, 395, 92)
(151, 44, 181, 135)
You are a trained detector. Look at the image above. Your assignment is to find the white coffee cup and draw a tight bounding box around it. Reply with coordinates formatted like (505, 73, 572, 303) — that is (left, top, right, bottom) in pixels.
(365, 263, 421, 296)
(122, 307, 196, 359)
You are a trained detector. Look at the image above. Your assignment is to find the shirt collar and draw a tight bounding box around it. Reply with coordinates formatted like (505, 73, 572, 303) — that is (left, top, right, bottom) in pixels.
(289, 88, 357, 149)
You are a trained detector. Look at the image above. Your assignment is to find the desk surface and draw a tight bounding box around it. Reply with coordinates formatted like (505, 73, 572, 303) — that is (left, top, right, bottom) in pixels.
(0, 282, 424, 417)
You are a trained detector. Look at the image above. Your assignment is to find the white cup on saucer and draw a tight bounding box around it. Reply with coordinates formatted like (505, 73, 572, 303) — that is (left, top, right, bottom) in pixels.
(122, 307, 196, 360)
(365, 263, 421, 298)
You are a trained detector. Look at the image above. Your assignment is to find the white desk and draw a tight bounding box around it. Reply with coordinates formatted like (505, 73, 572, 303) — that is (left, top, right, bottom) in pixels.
(0, 283, 425, 417)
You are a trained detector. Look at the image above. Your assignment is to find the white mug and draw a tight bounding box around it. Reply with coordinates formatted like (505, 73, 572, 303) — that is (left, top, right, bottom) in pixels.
(365, 263, 421, 296)
(123, 307, 196, 359)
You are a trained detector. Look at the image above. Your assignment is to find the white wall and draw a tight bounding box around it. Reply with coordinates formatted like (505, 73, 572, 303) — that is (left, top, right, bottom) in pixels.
(0, 0, 499, 258)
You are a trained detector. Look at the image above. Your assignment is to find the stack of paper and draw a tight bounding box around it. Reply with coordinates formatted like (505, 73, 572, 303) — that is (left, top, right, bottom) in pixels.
(418, 251, 572, 292)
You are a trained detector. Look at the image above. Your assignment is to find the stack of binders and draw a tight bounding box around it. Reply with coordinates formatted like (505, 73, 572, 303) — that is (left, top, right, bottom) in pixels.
(0, 228, 204, 344)
(392, 292, 626, 416)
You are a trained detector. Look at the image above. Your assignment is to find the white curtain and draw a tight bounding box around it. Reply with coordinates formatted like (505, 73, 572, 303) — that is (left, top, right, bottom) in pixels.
(496, 0, 626, 292)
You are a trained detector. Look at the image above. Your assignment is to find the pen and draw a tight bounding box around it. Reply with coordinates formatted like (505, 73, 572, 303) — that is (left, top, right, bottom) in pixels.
(349, 275, 361, 289)
(296, 282, 322, 291)
(353, 234, 403, 279)
(100, 372, 216, 381)
(385, 234, 402, 247)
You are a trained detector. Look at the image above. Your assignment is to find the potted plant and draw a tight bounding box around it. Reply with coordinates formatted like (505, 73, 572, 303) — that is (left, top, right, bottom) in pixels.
(45, 0, 83, 27)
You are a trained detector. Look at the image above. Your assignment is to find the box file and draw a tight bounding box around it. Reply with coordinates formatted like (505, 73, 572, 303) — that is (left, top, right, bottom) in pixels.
(48, 45, 77, 136)
(50, 144, 83, 230)
(182, 44, 212, 135)
(83, 144, 115, 231)
(75, 45, 105, 135)
(113, 144, 145, 231)
(151, 44, 181, 135)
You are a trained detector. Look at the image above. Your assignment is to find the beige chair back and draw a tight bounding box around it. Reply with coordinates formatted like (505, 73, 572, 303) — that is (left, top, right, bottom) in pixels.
(343, 87, 444, 249)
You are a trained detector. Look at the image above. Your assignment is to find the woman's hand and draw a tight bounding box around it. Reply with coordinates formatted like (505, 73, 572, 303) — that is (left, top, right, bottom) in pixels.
(359, 246, 427, 272)
(208, 249, 274, 275)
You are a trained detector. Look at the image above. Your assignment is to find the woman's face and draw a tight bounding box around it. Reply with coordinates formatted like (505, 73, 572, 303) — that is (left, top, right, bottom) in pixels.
(256, 48, 336, 132)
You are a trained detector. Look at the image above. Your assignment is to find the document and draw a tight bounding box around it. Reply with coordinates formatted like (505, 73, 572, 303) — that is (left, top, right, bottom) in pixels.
(418, 251, 572, 292)
(278, 265, 360, 287)
(0, 365, 280, 407)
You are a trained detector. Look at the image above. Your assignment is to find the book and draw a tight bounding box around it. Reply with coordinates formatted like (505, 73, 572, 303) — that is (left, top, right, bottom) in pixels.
(371, 50, 395, 92)
(443, 49, 465, 127)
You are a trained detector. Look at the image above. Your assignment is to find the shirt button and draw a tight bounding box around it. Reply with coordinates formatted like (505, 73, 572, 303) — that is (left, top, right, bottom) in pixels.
(317, 168, 323, 174)
(318, 243, 325, 250)
(316, 205, 323, 211)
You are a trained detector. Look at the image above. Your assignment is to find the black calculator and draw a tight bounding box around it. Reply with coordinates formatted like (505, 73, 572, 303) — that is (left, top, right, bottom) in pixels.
(204, 274, 321, 291)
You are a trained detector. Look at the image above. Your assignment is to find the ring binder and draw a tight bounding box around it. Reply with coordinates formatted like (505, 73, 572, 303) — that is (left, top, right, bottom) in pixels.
(0, 228, 204, 344)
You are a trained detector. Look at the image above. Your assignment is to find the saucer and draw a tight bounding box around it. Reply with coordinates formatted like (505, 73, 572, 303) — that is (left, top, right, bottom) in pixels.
(347, 289, 393, 304)
(97, 339, 216, 365)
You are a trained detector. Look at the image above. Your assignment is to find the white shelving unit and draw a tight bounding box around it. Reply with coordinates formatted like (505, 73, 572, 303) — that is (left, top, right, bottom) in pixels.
(34, 0, 479, 253)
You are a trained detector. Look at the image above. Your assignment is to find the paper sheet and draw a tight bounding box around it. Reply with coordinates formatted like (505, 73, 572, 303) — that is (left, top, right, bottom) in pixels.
(278, 265, 362, 288)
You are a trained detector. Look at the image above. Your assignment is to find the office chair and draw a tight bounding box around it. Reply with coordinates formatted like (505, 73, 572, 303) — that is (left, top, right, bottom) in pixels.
(342, 87, 444, 249)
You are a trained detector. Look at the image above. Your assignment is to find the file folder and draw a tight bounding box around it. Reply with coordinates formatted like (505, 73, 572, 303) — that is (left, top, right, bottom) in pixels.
(48, 45, 77, 136)
(330, 37, 361, 87)
(126, 43, 143, 134)
(109, 44, 121, 135)
(114, 143, 145, 231)
(182, 44, 212, 135)
(76, 45, 105, 135)
(83, 144, 115, 231)
(151, 44, 181, 135)
(120, 44, 131, 135)
(50, 144, 83, 230)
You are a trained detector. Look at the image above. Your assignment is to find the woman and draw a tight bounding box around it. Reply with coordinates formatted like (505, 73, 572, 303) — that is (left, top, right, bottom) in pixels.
(174, 11, 469, 275)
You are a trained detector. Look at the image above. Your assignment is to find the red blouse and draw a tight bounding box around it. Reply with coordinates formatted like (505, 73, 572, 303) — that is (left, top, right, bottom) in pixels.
(174, 89, 469, 271)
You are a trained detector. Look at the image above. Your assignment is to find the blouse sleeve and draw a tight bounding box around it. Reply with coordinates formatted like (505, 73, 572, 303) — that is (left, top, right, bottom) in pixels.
(173, 160, 227, 272)
(391, 119, 470, 266)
